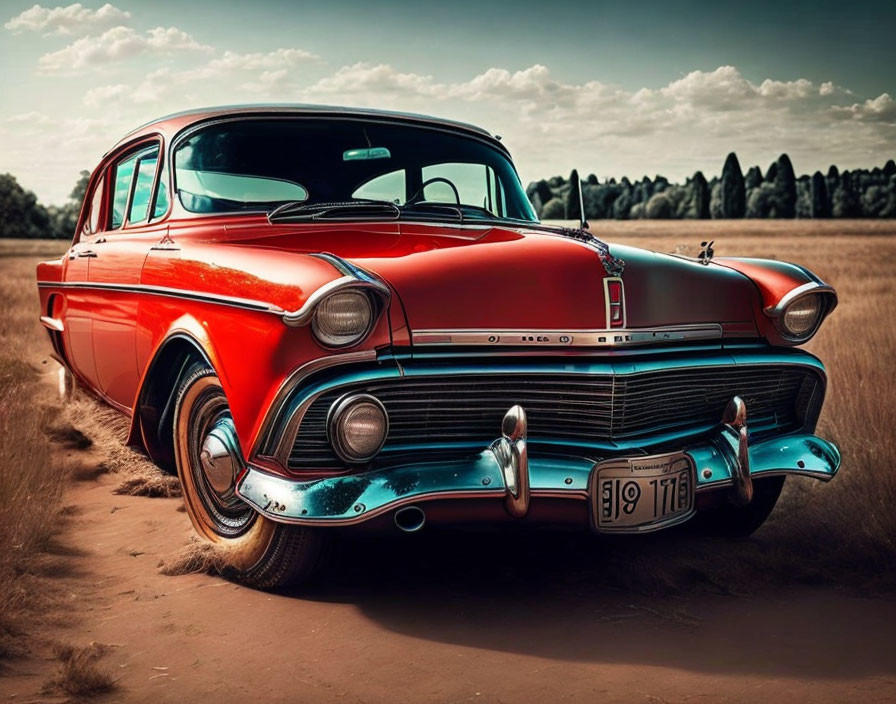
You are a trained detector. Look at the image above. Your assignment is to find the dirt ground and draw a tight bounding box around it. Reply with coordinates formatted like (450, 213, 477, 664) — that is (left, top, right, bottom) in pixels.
(3, 472, 896, 704)
(2, 222, 896, 703)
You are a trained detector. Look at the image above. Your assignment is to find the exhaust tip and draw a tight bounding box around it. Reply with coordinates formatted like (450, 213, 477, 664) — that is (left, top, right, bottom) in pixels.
(394, 505, 425, 533)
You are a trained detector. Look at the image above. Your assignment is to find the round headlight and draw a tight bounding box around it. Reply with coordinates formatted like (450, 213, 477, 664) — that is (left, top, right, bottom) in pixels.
(311, 291, 373, 347)
(782, 295, 823, 338)
(328, 394, 389, 462)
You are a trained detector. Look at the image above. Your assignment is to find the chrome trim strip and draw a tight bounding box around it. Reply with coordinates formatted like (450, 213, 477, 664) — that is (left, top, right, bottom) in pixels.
(282, 254, 391, 327)
(36, 280, 283, 314)
(764, 281, 837, 317)
(252, 349, 380, 460)
(763, 280, 838, 343)
(411, 324, 723, 347)
(603, 276, 626, 329)
(40, 315, 65, 332)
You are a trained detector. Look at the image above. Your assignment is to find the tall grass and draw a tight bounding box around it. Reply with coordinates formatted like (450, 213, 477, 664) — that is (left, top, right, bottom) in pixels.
(0, 240, 69, 657)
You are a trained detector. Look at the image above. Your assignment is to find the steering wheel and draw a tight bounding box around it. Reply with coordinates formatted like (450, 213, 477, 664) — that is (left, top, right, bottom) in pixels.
(408, 177, 461, 206)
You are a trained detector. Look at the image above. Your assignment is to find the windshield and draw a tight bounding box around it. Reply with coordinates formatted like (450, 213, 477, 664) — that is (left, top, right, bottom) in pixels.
(173, 117, 537, 222)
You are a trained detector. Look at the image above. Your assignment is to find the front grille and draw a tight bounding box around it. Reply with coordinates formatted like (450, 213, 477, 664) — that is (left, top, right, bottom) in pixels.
(287, 365, 819, 471)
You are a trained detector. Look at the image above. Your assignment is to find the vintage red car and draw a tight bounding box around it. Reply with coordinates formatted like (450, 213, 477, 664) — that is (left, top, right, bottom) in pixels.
(36, 105, 840, 588)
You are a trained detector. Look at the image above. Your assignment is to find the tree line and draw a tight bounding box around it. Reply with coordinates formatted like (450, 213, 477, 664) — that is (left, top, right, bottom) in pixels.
(0, 171, 89, 239)
(527, 155, 896, 220)
(2, 152, 895, 240)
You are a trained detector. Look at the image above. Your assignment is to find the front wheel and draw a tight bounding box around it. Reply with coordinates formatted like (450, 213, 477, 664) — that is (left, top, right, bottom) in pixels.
(172, 363, 326, 589)
(691, 476, 786, 537)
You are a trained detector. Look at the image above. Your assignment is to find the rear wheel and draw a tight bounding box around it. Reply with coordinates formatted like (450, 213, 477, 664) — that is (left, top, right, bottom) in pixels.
(173, 363, 326, 589)
(692, 476, 786, 537)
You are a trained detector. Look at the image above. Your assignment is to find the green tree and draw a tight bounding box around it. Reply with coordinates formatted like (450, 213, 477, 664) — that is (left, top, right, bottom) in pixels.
(810, 171, 830, 218)
(775, 154, 797, 218)
(0, 173, 51, 238)
(692, 171, 710, 219)
(565, 169, 582, 221)
(720, 152, 745, 218)
(70, 170, 91, 205)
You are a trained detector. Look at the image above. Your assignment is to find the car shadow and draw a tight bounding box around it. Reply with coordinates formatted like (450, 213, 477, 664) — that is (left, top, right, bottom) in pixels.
(284, 527, 896, 680)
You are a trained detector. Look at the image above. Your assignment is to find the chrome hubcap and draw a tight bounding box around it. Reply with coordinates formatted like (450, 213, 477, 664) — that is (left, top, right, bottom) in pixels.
(199, 416, 241, 498)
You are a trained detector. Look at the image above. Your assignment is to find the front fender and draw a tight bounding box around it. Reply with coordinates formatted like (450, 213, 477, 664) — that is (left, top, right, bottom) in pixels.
(714, 257, 837, 345)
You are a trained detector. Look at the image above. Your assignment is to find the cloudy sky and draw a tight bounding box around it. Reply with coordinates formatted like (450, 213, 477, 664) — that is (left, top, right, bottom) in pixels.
(1, 0, 894, 204)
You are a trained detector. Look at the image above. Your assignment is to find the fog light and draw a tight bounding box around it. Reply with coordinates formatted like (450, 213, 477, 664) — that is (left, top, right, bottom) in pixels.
(328, 394, 389, 463)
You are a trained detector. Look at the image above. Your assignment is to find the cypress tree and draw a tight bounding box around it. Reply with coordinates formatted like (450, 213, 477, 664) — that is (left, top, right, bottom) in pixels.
(745, 166, 763, 190)
(810, 171, 830, 218)
(720, 152, 746, 218)
(565, 169, 582, 221)
(775, 154, 797, 218)
(692, 170, 710, 219)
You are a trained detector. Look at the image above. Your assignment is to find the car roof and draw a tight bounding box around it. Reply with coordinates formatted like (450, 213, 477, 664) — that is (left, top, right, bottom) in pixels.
(110, 103, 503, 155)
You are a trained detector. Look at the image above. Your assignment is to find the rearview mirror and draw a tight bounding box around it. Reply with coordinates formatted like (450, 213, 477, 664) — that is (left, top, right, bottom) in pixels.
(343, 147, 391, 161)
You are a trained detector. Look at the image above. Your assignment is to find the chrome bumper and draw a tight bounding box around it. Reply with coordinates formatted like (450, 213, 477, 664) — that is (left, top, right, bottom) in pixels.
(236, 397, 840, 527)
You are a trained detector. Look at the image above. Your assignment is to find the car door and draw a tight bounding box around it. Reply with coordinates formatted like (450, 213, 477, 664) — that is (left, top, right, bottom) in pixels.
(88, 141, 167, 410)
(61, 170, 106, 391)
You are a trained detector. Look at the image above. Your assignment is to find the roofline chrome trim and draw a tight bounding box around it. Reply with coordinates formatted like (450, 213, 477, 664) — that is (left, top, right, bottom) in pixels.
(122, 103, 497, 144)
(411, 324, 723, 347)
(36, 280, 284, 314)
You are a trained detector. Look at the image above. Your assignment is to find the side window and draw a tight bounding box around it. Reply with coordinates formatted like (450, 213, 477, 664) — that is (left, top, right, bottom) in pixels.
(352, 169, 405, 203)
(110, 152, 139, 229)
(153, 177, 169, 219)
(421, 162, 503, 215)
(81, 174, 105, 239)
(127, 148, 159, 225)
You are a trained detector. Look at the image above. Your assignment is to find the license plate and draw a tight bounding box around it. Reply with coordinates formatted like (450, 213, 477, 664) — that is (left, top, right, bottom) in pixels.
(590, 452, 695, 533)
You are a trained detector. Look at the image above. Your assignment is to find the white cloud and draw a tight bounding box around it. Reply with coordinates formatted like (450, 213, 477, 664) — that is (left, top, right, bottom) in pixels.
(831, 93, 896, 123)
(4, 2, 130, 35)
(38, 25, 211, 72)
(7, 59, 896, 203)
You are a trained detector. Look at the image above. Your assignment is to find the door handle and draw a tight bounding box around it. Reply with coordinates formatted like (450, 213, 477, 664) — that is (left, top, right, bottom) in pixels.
(75, 250, 98, 258)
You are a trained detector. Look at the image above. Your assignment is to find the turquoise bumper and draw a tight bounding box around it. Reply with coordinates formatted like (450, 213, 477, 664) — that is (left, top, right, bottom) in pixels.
(235, 430, 840, 527)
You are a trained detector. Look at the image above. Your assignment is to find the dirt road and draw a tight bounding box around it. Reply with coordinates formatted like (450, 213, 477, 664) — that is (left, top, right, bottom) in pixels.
(3, 467, 895, 704)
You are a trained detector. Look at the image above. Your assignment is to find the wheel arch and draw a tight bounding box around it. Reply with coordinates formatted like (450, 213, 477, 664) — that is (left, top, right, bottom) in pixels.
(128, 321, 224, 474)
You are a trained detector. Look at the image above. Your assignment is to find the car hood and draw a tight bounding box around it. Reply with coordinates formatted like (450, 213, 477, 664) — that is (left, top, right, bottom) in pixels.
(232, 222, 760, 335)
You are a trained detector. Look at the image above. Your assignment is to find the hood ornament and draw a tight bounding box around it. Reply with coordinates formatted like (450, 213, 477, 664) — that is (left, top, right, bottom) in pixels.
(550, 172, 625, 277)
(698, 240, 715, 266)
(555, 225, 626, 277)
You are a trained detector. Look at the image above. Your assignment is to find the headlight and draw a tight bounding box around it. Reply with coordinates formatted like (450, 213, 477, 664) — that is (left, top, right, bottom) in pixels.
(328, 394, 389, 462)
(311, 290, 373, 347)
(781, 295, 823, 338)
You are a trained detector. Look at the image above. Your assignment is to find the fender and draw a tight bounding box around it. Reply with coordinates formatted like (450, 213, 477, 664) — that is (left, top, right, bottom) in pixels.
(126, 316, 226, 450)
(714, 257, 837, 345)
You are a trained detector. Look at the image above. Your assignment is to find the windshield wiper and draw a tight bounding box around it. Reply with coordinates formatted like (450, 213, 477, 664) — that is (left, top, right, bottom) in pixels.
(398, 202, 465, 224)
(268, 199, 401, 223)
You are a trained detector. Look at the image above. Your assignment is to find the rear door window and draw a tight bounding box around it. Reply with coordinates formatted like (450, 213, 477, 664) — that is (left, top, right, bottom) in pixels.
(127, 148, 160, 225)
(110, 152, 139, 229)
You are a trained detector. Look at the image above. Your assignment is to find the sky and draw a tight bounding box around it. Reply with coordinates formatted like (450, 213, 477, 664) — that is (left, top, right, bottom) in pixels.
(1, 0, 894, 204)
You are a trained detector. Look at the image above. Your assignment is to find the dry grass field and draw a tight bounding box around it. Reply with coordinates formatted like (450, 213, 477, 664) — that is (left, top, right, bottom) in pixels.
(0, 222, 894, 701)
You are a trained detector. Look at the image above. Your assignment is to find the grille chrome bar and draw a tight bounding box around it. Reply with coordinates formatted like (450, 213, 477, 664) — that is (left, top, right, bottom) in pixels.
(286, 364, 820, 472)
